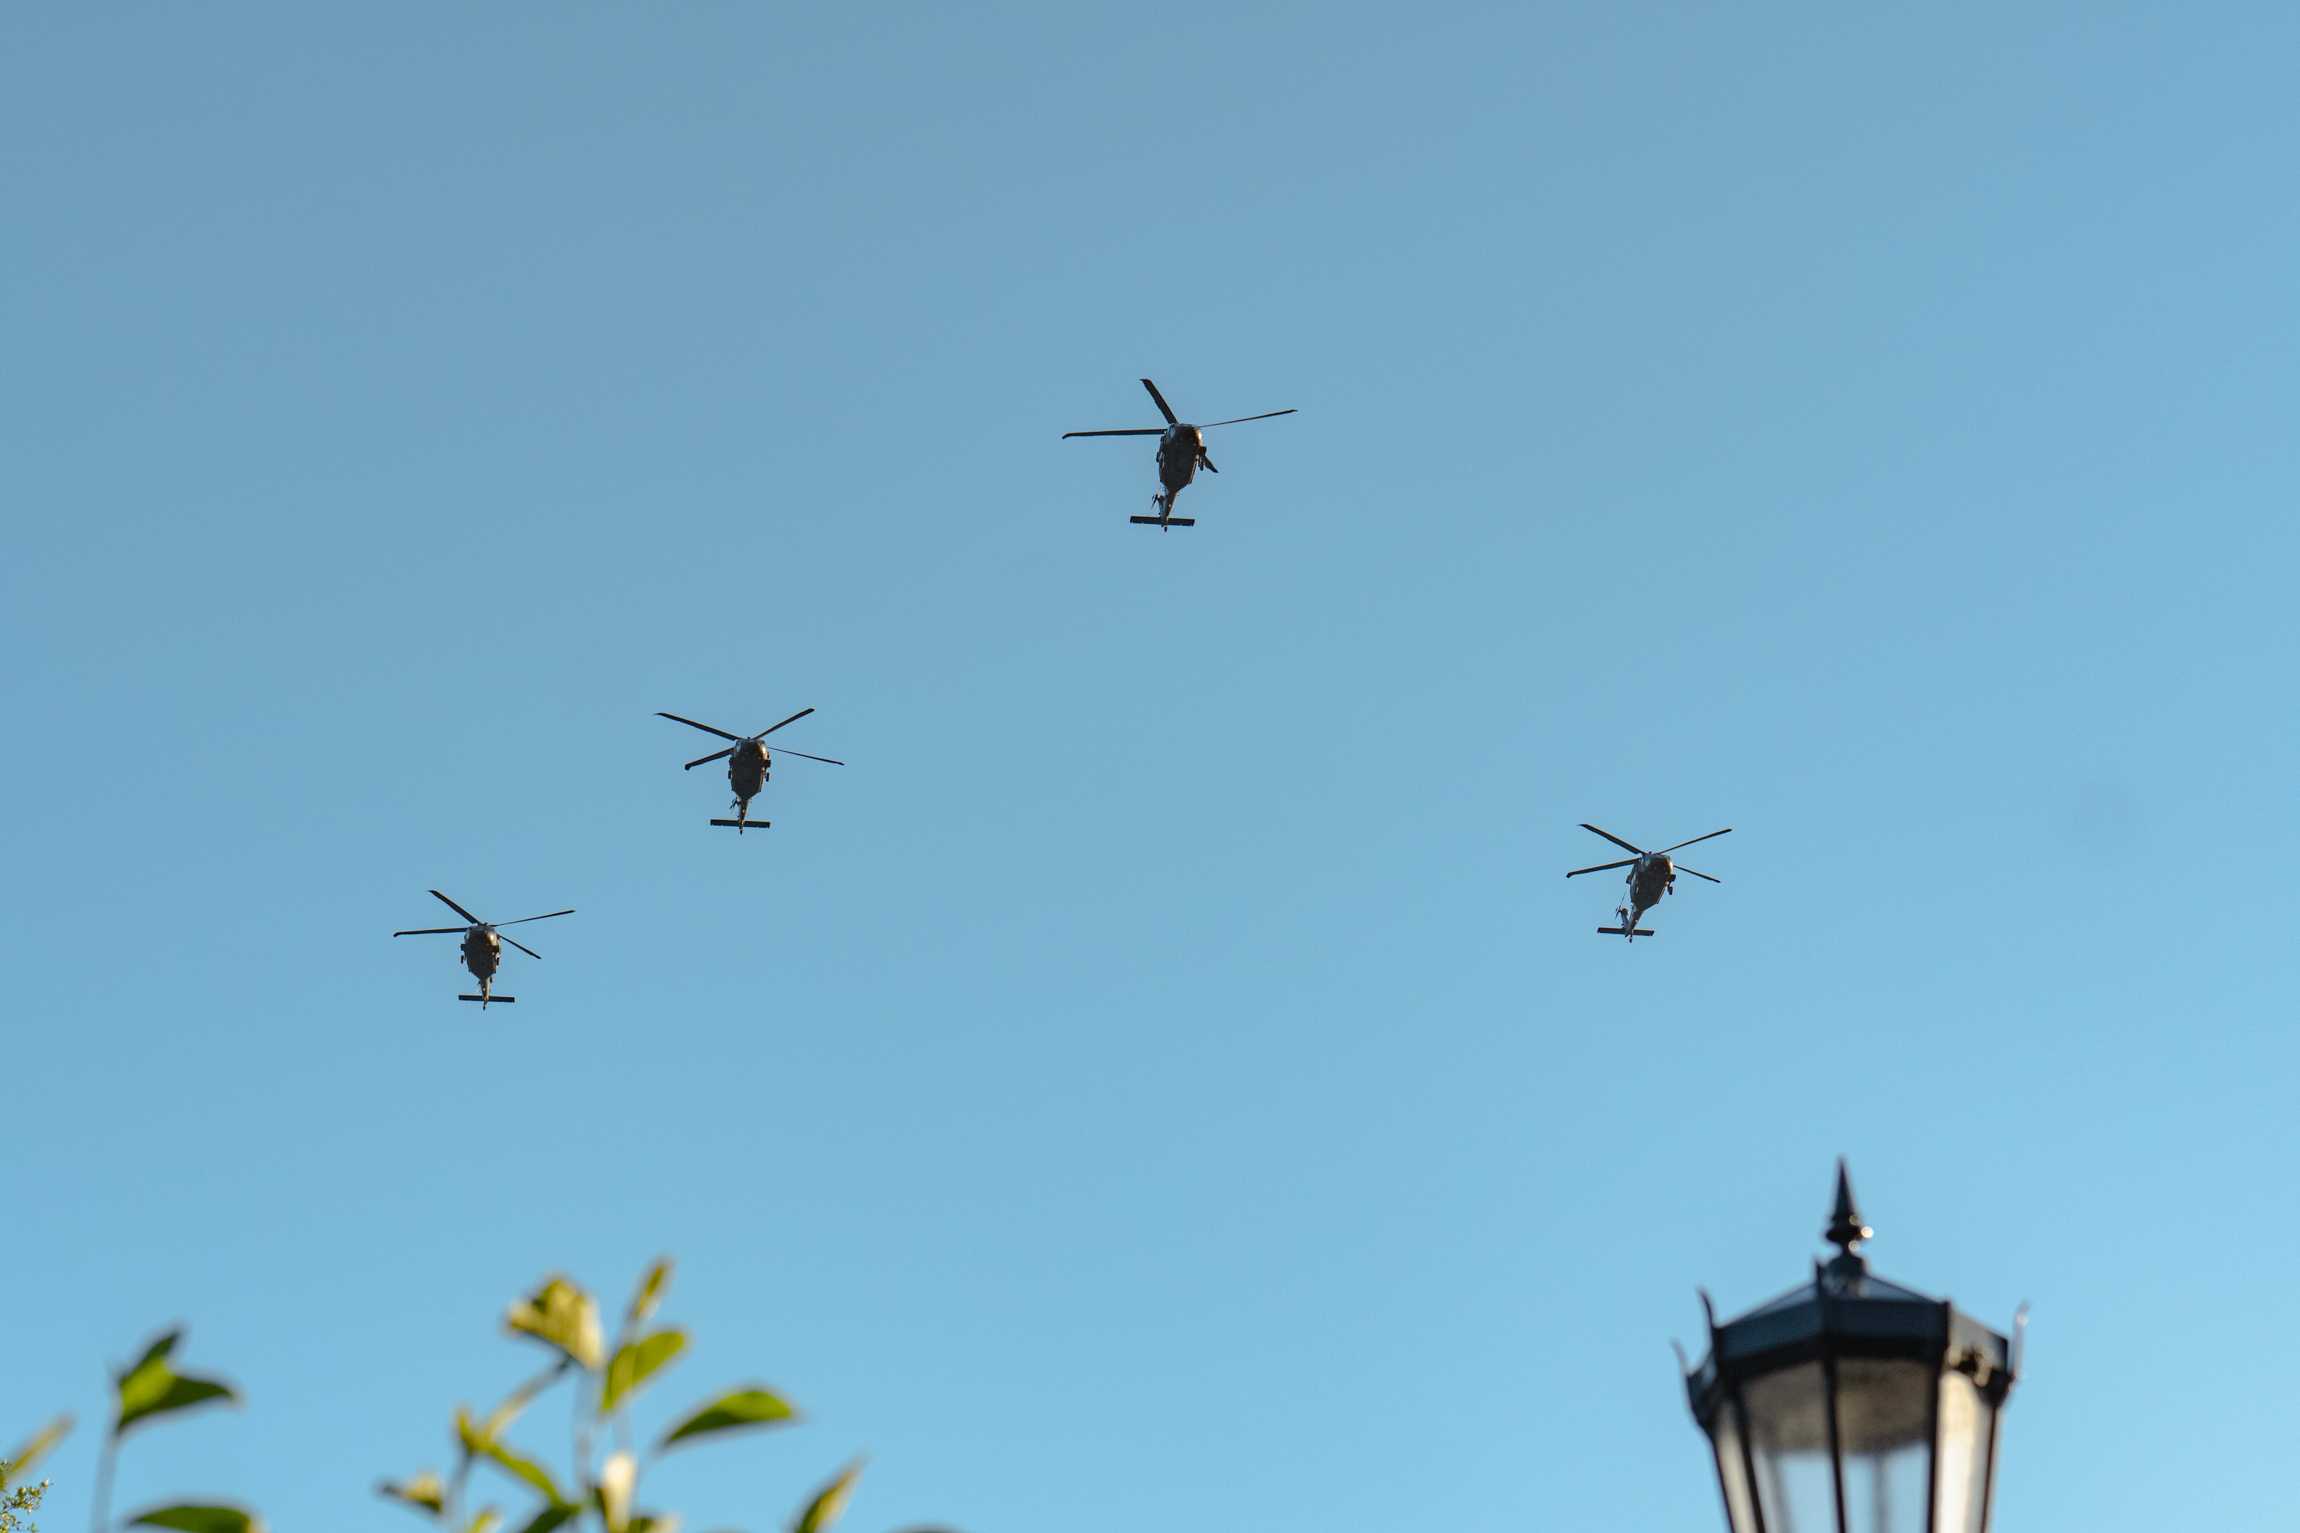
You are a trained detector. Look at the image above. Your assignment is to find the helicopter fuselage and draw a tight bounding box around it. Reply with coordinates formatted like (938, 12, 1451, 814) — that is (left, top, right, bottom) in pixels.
(728, 739, 771, 804)
(461, 926, 502, 981)
(1616, 854, 1677, 935)
(1155, 425, 1205, 496)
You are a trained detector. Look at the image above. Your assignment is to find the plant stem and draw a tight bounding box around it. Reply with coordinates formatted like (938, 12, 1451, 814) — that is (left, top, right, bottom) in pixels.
(88, 1435, 116, 1533)
(571, 1375, 592, 1521)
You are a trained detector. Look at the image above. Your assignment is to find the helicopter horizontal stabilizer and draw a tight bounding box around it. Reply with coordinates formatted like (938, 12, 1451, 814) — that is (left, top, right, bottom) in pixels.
(708, 819, 774, 830)
(1128, 516, 1195, 527)
(1595, 927, 1656, 937)
(457, 994, 516, 1003)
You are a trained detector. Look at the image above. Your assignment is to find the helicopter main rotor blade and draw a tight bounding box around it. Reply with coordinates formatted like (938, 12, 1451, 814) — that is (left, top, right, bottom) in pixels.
(1658, 828, 1733, 855)
(1061, 427, 1163, 438)
(685, 747, 736, 771)
(392, 927, 464, 937)
(1578, 824, 1645, 857)
(1565, 858, 1636, 879)
(502, 934, 544, 961)
(1198, 408, 1298, 429)
(496, 909, 575, 927)
(1674, 866, 1722, 883)
(657, 712, 743, 742)
(768, 747, 846, 766)
(754, 707, 816, 739)
(429, 889, 484, 925)
(1140, 378, 1179, 424)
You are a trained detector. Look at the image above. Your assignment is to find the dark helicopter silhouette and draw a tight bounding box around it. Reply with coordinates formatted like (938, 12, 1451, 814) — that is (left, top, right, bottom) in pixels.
(657, 707, 844, 833)
(1566, 824, 1731, 940)
(392, 889, 573, 1006)
(1063, 378, 1296, 530)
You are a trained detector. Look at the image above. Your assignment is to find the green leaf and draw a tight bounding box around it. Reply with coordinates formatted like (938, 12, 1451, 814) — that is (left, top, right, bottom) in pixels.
(3, 1414, 73, 1487)
(376, 1473, 448, 1517)
(465, 1510, 502, 1533)
(506, 1278, 604, 1372)
(600, 1329, 687, 1416)
(114, 1332, 238, 1436)
(118, 1377, 234, 1435)
(508, 1506, 578, 1533)
(790, 1462, 862, 1533)
(126, 1331, 181, 1371)
(629, 1516, 682, 1533)
(656, 1387, 798, 1451)
(623, 1260, 673, 1331)
(126, 1504, 263, 1533)
(455, 1408, 566, 1504)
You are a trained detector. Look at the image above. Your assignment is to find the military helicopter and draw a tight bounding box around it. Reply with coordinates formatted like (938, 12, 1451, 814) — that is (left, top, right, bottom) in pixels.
(1565, 824, 1731, 940)
(1062, 378, 1296, 529)
(392, 889, 574, 1006)
(656, 707, 844, 833)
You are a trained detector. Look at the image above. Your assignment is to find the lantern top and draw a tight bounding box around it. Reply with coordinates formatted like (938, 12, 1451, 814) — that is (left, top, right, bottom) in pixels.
(1684, 1162, 2017, 1430)
(1680, 1163, 2021, 1533)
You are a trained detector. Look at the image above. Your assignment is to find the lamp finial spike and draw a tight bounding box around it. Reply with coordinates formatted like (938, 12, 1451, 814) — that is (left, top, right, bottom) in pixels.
(1824, 1158, 1873, 1268)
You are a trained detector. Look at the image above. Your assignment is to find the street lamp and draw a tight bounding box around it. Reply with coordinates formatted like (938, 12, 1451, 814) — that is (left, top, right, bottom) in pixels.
(1680, 1162, 2023, 1533)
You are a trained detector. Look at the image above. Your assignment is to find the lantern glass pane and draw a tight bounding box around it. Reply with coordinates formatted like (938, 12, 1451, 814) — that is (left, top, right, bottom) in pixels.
(1931, 1370, 1996, 1533)
(1745, 1362, 1837, 1533)
(1709, 1402, 1762, 1533)
(1834, 1359, 1933, 1533)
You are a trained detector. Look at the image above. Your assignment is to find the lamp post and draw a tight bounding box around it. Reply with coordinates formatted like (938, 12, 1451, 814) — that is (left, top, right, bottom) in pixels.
(1680, 1162, 2022, 1533)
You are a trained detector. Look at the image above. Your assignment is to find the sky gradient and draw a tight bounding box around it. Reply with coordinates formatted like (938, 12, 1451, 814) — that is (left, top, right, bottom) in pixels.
(8, 5, 2299, 1530)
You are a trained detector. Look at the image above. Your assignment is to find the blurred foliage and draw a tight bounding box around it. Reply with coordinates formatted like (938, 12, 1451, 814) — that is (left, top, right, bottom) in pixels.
(3, 1420, 73, 1491)
(17, 1263, 949, 1533)
(112, 1334, 237, 1440)
(381, 1261, 947, 1533)
(7, 1330, 259, 1533)
(2, 1477, 49, 1533)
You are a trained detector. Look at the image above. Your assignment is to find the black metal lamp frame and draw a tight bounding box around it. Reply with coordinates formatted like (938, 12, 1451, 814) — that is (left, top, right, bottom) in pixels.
(1680, 1163, 2021, 1533)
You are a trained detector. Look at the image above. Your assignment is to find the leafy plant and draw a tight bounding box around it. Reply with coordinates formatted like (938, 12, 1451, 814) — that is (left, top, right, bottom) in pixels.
(5, 1330, 259, 1533)
(379, 1261, 933, 1533)
(3, 1476, 50, 1533)
(10, 1263, 942, 1533)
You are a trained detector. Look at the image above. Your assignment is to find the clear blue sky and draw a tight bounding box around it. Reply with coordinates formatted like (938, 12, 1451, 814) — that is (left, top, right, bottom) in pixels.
(8, 5, 2297, 1530)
